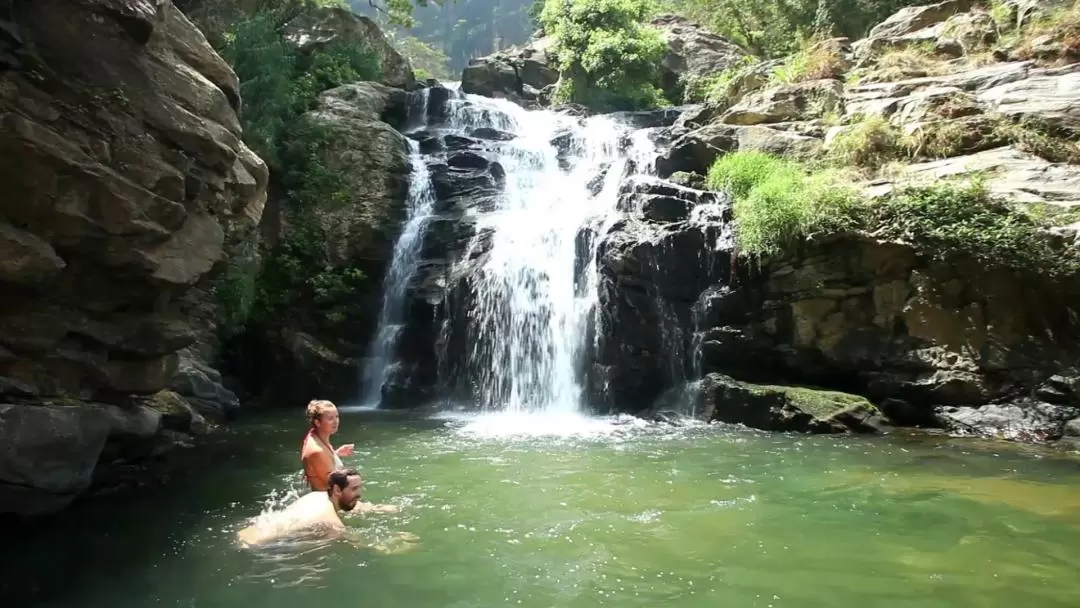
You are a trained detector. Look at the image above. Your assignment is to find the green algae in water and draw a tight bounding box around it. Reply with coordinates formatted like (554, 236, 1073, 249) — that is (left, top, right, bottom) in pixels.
(3, 410, 1080, 608)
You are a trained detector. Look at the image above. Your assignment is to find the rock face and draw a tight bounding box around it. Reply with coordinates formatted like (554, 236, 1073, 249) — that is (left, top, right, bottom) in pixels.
(461, 36, 558, 107)
(649, 14, 753, 100)
(0, 0, 267, 515)
(286, 7, 415, 89)
(460, 16, 750, 107)
(241, 82, 413, 406)
(591, 2, 1080, 442)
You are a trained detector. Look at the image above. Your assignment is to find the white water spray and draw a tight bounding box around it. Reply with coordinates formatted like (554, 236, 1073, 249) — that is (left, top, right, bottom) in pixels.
(436, 93, 658, 414)
(361, 137, 438, 406)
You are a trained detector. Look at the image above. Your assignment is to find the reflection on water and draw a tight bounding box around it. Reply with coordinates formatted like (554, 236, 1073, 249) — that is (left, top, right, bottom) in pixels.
(3, 408, 1080, 607)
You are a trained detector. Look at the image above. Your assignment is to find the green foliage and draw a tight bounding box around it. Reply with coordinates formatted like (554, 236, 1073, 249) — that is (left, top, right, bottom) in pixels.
(874, 179, 1080, 277)
(390, 34, 455, 80)
(826, 115, 911, 169)
(707, 152, 862, 257)
(708, 151, 1080, 276)
(217, 8, 380, 169)
(206, 3, 382, 331)
(540, 0, 670, 111)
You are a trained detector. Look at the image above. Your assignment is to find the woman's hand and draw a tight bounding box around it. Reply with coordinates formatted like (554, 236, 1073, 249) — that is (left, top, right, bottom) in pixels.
(336, 443, 355, 457)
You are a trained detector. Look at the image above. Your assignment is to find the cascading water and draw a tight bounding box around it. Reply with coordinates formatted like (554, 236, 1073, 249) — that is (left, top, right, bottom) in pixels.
(422, 91, 657, 414)
(361, 106, 438, 406)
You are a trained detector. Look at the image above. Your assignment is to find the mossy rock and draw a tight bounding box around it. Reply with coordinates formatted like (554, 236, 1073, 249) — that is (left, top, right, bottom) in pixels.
(698, 373, 882, 434)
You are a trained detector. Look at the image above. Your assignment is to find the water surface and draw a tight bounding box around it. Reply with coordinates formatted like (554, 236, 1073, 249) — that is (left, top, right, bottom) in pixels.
(3, 408, 1080, 607)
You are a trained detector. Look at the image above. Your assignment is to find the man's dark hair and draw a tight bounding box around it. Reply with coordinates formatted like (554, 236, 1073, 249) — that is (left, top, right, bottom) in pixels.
(327, 468, 360, 496)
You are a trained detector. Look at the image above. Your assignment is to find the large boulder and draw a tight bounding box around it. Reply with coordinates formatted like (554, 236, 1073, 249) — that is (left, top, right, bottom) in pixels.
(696, 373, 882, 434)
(0, 0, 267, 402)
(0, 0, 267, 514)
(285, 6, 415, 89)
(460, 37, 558, 106)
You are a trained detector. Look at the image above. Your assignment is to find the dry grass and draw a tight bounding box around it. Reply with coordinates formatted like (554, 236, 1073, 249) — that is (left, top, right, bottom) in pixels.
(857, 45, 953, 83)
(771, 37, 851, 84)
(826, 115, 911, 169)
(1001, 0, 1080, 64)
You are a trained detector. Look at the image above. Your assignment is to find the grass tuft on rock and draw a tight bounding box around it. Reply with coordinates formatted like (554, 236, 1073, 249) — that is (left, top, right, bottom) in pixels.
(707, 151, 862, 258)
(707, 151, 1080, 277)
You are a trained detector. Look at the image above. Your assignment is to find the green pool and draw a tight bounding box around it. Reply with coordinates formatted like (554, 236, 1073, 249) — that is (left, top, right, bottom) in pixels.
(4, 408, 1080, 607)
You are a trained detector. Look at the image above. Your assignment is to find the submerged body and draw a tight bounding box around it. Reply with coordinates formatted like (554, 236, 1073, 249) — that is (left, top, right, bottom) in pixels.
(237, 469, 398, 548)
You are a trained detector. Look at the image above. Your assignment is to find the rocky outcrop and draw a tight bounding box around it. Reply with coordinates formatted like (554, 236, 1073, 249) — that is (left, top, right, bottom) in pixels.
(459, 15, 750, 107)
(461, 36, 558, 107)
(595, 2, 1080, 442)
(648, 14, 753, 100)
(0, 0, 267, 515)
(241, 82, 413, 406)
(285, 6, 415, 89)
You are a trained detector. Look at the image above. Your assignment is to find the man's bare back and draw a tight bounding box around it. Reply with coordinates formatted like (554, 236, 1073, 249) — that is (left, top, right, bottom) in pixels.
(236, 469, 400, 548)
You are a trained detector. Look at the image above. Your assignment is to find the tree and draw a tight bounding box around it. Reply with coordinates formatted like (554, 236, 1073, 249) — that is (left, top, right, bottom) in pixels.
(539, 0, 669, 110)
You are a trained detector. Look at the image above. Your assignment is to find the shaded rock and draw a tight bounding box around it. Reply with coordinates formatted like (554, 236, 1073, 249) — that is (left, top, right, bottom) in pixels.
(0, 404, 113, 515)
(169, 347, 238, 420)
(0, 223, 66, 285)
(300, 83, 411, 269)
(0, 0, 267, 402)
(697, 373, 882, 433)
(285, 6, 414, 89)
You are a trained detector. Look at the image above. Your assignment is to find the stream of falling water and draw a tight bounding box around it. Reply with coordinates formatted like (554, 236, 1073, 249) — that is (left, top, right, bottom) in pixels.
(435, 92, 659, 414)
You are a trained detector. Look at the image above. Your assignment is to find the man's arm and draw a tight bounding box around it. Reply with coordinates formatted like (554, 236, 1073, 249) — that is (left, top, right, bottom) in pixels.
(354, 501, 400, 514)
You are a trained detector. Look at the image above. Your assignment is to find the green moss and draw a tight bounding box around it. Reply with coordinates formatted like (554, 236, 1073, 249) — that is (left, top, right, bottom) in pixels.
(751, 384, 877, 420)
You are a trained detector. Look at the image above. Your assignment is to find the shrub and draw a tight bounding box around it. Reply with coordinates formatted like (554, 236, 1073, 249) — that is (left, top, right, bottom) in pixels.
(826, 115, 910, 169)
(873, 178, 1080, 277)
(540, 0, 670, 111)
(708, 152, 862, 257)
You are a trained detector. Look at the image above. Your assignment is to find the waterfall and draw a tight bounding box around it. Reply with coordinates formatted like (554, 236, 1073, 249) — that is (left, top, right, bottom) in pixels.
(434, 93, 657, 413)
(361, 112, 438, 406)
(363, 85, 668, 414)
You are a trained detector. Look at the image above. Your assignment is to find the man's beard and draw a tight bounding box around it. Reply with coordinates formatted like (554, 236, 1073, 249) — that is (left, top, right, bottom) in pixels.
(340, 497, 358, 511)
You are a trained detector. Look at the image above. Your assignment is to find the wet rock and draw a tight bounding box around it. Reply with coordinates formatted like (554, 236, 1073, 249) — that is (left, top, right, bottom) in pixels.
(936, 401, 1079, 441)
(641, 196, 694, 223)
(697, 373, 882, 433)
(470, 127, 516, 141)
(447, 151, 490, 170)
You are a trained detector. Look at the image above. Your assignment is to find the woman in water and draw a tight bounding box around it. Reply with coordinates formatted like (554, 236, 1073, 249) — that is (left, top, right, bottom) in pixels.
(300, 400, 355, 491)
